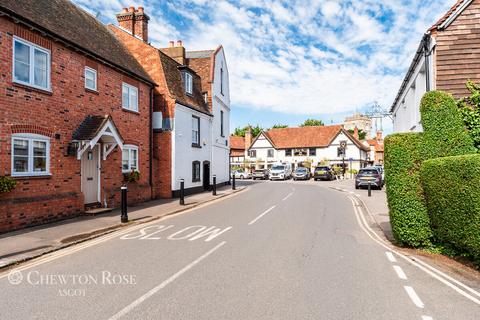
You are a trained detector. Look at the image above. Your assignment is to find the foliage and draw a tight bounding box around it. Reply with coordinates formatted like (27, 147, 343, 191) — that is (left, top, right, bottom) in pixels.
(348, 169, 358, 175)
(384, 133, 432, 247)
(421, 91, 476, 158)
(0, 176, 16, 194)
(299, 119, 324, 127)
(420, 154, 480, 263)
(233, 125, 263, 137)
(123, 170, 140, 183)
(347, 129, 367, 140)
(271, 124, 289, 129)
(457, 80, 480, 149)
(318, 158, 330, 166)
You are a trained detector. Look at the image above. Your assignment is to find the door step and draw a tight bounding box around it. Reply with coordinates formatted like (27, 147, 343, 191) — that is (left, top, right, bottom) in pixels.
(85, 207, 113, 215)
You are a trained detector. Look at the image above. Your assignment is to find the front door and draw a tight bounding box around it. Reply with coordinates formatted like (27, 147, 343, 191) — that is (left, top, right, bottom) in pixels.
(203, 161, 210, 191)
(81, 145, 100, 204)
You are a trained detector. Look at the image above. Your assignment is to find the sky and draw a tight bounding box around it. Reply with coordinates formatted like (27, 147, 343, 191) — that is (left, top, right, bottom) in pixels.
(73, 0, 457, 135)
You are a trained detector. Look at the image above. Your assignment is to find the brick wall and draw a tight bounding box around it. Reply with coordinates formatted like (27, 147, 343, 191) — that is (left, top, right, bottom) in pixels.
(435, 0, 480, 98)
(0, 18, 152, 233)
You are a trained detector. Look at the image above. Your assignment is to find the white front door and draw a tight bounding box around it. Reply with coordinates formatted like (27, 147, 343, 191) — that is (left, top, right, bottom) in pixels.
(81, 145, 100, 204)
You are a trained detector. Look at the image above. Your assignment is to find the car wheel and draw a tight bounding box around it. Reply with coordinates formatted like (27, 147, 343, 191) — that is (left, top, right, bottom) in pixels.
(355, 185, 359, 189)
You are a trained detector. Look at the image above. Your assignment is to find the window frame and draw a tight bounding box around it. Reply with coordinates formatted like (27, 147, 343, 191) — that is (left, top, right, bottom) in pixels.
(220, 110, 225, 137)
(122, 145, 139, 173)
(285, 149, 292, 157)
(11, 133, 50, 177)
(13, 37, 51, 91)
(84, 66, 97, 91)
(267, 149, 274, 158)
(220, 66, 224, 95)
(192, 161, 201, 182)
(122, 82, 139, 112)
(184, 72, 193, 95)
(249, 150, 256, 158)
(309, 148, 316, 156)
(192, 115, 201, 147)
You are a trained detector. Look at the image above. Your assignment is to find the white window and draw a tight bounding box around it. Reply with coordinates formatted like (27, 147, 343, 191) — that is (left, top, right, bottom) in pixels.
(13, 37, 51, 90)
(184, 72, 193, 95)
(85, 67, 97, 91)
(192, 116, 200, 146)
(11, 134, 50, 176)
(122, 145, 139, 172)
(122, 83, 139, 112)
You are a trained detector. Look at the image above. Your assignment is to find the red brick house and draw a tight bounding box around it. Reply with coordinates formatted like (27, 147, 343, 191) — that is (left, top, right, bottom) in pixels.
(0, 0, 156, 233)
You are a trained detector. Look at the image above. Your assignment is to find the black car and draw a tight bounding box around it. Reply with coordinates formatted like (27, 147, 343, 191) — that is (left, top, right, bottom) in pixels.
(293, 167, 310, 180)
(313, 166, 334, 181)
(355, 167, 383, 189)
(252, 169, 269, 180)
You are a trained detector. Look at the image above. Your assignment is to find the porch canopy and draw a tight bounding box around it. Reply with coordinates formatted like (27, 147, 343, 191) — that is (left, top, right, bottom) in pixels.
(72, 115, 124, 160)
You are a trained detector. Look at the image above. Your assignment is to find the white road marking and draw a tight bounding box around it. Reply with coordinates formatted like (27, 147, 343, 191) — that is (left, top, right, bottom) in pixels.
(248, 205, 276, 225)
(108, 241, 226, 320)
(393, 265, 408, 280)
(422, 316, 433, 320)
(347, 195, 480, 306)
(386, 251, 397, 263)
(404, 286, 424, 308)
(282, 192, 293, 201)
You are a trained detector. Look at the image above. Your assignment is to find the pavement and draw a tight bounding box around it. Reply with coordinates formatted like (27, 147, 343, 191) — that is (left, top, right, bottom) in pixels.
(0, 185, 245, 268)
(0, 180, 479, 319)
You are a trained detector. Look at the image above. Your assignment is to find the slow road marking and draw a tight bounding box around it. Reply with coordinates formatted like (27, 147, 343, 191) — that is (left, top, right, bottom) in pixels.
(108, 241, 227, 320)
(119, 225, 232, 242)
(248, 205, 276, 225)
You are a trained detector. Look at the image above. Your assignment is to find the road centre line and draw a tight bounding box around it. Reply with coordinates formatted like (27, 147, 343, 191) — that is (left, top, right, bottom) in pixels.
(393, 265, 408, 280)
(386, 251, 397, 263)
(347, 196, 480, 306)
(422, 316, 433, 320)
(404, 286, 425, 308)
(248, 205, 276, 225)
(108, 241, 226, 320)
(282, 192, 293, 201)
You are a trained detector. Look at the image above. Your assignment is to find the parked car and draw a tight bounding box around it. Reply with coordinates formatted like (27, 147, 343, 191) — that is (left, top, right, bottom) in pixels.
(231, 169, 250, 179)
(313, 166, 335, 181)
(373, 164, 385, 180)
(269, 164, 292, 181)
(293, 167, 311, 180)
(252, 169, 269, 180)
(355, 167, 383, 189)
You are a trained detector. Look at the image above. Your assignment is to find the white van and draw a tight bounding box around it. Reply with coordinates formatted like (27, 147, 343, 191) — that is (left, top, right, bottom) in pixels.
(269, 162, 292, 181)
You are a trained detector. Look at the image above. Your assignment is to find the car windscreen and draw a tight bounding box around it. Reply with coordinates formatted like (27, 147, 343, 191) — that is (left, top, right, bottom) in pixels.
(359, 169, 378, 175)
(254, 170, 264, 173)
(272, 166, 285, 170)
(315, 167, 329, 171)
(295, 168, 307, 172)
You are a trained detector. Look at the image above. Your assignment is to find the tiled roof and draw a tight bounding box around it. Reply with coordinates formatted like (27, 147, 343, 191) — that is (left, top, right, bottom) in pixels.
(0, 0, 154, 84)
(259, 125, 368, 151)
(367, 139, 384, 152)
(73, 115, 123, 141)
(230, 136, 245, 150)
(186, 50, 214, 59)
(429, 0, 468, 31)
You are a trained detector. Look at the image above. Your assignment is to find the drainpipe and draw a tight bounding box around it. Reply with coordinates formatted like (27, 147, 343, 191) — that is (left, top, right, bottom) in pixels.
(423, 34, 431, 92)
(149, 86, 154, 198)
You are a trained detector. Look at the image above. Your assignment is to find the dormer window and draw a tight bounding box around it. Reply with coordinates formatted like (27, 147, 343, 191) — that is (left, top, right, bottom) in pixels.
(184, 72, 193, 95)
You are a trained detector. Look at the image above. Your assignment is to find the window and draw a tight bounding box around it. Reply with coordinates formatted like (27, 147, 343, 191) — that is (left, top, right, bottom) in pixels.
(122, 83, 138, 112)
(122, 145, 139, 172)
(203, 92, 208, 103)
(184, 72, 193, 95)
(220, 110, 224, 137)
(249, 150, 256, 158)
(267, 149, 274, 158)
(85, 67, 97, 91)
(192, 116, 200, 146)
(285, 149, 292, 156)
(11, 134, 50, 176)
(337, 147, 346, 158)
(220, 65, 224, 95)
(192, 161, 201, 182)
(309, 148, 316, 156)
(294, 149, 307, 156)
(13, 37, 50, 90)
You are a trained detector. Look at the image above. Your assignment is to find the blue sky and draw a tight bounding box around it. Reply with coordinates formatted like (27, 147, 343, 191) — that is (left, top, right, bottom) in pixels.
(73, 0, 457, 134)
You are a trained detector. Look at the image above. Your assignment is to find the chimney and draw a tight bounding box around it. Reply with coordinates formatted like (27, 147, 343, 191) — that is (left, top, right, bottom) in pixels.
(161, 40, 186, 65)
(245, 127, 252, 149)
(353, 126, 359, 140)
(116, 6, 150, 42)
(376, 130, 383, 141)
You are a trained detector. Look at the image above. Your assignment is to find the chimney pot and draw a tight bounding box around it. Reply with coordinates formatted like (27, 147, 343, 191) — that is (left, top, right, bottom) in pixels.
(138, 6, 144, 13)
(176, 40, 183, 47)
(122, 7, 128, 13)
(129, 6, 135, 12)
(169, 41, 175, 47)
(376, 131, 383, 141)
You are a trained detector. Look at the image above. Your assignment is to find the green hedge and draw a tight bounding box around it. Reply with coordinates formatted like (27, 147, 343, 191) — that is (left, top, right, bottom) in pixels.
(420, 91, 476, 158)
(384, 133, 432, 247)
(421, 154, 480, 262)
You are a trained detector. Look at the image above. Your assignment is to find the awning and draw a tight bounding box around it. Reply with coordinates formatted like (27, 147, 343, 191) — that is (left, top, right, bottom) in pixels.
(72, 115, 124, 160)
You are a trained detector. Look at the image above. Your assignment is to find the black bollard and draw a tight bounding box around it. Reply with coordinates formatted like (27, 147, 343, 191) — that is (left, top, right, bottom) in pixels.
(213, 175, 217, 195)
(368, 182, 372, 197)
(121, 186, 128, 223)
(232, 174, 236, 190)
(180, 179, 185, 205)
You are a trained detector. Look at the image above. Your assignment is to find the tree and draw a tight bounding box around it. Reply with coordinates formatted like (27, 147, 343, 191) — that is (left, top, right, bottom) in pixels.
(271, 124, 288, 129)
(232, 125, 264, 137)
(299, 119, 324, 127)
(348, 129, 367, 140)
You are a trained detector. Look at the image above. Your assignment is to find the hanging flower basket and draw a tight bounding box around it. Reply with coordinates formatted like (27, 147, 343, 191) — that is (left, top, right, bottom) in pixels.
(123, 170, 140, 183)
(0, 176, 16, 194)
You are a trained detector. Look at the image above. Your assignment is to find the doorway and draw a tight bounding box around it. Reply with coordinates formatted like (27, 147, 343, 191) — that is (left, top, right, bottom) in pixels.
(203, 161, 210, 191)
(81, 145, 100, 204)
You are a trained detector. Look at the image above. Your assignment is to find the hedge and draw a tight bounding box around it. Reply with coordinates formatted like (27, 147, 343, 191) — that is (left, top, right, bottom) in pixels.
(420, 91, 476, 158)
(384, 133, 432, 247)
(421, 154, 480, 262)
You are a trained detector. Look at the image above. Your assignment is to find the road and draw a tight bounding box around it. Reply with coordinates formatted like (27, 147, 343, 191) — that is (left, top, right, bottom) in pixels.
(0, 181, 478, 319)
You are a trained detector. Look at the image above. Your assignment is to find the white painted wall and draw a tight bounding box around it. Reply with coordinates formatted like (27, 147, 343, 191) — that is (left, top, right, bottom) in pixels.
(211, 47, 230, 185)
(172, 104, 212, 191)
